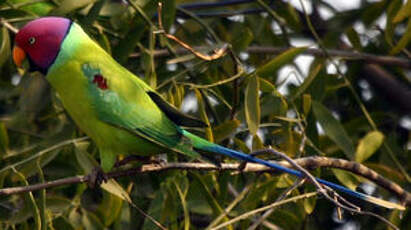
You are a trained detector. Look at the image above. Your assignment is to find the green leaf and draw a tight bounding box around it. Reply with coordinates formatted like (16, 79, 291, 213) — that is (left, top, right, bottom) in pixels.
(114, 0, 158, 63)
(331, 169, 362, 190)
(259, 77, 276, 93)
(260, 94, 288, 118)
(94, 27, 112, 54)
(355, 131, 384, 163)
(0, 26, 11, 68)
(233, 137, 251, 153)
(13, 168, 42, 229)
(51, 0, 97, 15)
(346, 27, 362, 50)
(194, 89, 213, 142)
(232, 27, 254, 52)
(11, 149, 60, 181)
(302, 94, 311, 116)
(213, 119, 240, 143)
(275, 174, 295, 188)
(74, 142, 96, 173)
(390, 17, 411, 55)
(83, 0, 106, 25)
(256, 47, 307, 79)
(385, 0, 403, 45)
(174, 181, 190, 230)
(191, 172, 232, 229)
(312, 101, 355, 159)
(46, 196, 72, 214)
(35, 162, 46, 230)
(269, 209, 303, 229)
(361, 0, 388, 26)
(96, 190, 124, 226)
(291, 60, 323, 100)
(162, 0, 176, 31)
(245, 76, 260, 135)
(303, 185, 317, 214)
(100, 180, 132, 204)
(0, 122, 9, 155)
(82, 211, 105, 230)
(17, 0, 53, 16)
(252, 134, 264, 151)
(393, 0, 411, 23)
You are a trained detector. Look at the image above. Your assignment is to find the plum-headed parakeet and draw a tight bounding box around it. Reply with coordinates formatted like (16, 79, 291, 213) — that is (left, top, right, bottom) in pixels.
(12, 17, 405, 210)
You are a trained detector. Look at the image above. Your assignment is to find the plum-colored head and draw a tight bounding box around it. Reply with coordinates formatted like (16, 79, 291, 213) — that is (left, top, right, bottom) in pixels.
(13, 17, 71, 74)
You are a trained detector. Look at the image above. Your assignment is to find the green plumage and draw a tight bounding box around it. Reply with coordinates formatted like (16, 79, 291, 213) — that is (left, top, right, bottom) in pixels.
(47, 23, 200, 172)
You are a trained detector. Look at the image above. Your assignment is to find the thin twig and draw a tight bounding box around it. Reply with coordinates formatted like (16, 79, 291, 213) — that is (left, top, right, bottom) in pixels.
(179, 0, 256, 10)
(130, 46, 411, 69)
(129, 201, 168, 230)
(210, 192, 319, 230)
(0, 0, 47, 10)
(206, 185, 251, 229)
(0, 18, 19, 34)
(156, 3, 227, 61)
(248, 178, 306, 230)
(0, 137, 90, 174)
(176, 7, 268, 18)
(181, 67, 245, 89)
(176, 6, 221, 44)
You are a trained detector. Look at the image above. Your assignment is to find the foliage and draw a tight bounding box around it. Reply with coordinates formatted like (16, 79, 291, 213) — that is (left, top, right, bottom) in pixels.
(0, 0, 410, 229)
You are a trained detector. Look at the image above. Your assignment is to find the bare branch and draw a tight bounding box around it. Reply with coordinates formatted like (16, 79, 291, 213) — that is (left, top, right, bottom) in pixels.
(130, 46, 411, 69)
(247, 178, 306, 230)
(210, 192, 319, 230)
(155, 3, 227, 61)
(0, 18, 19, 34)
(362, 64, 411, 112)
(1, 157, 409, 206)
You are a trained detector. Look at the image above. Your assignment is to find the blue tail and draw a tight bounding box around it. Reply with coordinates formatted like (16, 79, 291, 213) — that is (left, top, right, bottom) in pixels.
(183, 131, 405, 210)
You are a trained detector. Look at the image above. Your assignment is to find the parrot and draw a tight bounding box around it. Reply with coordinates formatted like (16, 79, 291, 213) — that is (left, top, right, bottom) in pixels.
(12, 17, 405, 210)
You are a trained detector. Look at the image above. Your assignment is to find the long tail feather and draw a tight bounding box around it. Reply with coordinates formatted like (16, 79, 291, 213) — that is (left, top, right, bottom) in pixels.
(183, 130, 405, 210)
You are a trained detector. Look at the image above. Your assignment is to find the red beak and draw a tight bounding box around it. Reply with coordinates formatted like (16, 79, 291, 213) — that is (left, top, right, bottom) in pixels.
(13, 45, 26, 67)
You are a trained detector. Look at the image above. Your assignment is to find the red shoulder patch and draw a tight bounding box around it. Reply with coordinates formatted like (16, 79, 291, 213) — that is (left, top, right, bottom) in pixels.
(93, 74, 108, 90)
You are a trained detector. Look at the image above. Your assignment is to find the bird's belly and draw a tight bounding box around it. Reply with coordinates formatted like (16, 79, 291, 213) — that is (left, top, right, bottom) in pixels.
(71, 110, 166, 157)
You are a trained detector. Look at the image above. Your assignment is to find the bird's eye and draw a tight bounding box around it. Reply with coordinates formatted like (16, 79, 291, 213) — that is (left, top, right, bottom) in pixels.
(28, 37, 36, 45)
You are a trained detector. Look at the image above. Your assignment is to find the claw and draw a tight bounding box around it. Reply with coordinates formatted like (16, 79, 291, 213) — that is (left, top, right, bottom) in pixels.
(238, 151, 265, 171)
(87, 167, 108, 188)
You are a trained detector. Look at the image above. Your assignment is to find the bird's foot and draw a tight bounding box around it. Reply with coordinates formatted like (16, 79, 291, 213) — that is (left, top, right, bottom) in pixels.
(114, 155, 163, 168)
(87, 167, 108, 189)
(238, 150, 265, 171)
(199, 152, 221, 168)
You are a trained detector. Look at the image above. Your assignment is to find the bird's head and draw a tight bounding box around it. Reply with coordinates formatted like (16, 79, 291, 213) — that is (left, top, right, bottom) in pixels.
(13, 17, 71, 74)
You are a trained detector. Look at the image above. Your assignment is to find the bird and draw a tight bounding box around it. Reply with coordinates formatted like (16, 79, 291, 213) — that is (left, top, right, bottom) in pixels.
(12, 17, 404, 210)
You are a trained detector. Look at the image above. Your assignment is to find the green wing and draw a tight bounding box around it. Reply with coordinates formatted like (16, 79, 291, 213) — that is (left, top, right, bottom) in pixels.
(81, 63, 200, 158)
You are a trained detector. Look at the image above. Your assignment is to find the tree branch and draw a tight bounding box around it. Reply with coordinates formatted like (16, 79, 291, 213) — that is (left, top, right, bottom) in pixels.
(0, 18, 19, 34)
(361, 64, 411, 113)
(129, 46, 411, 69)
(1, 156, 409, 206)
(179, 0, 256, 10)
